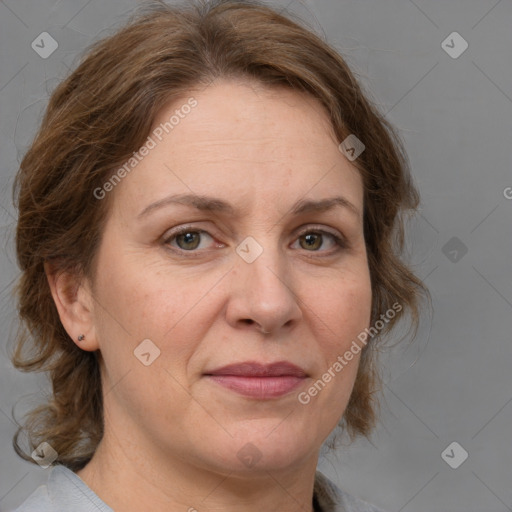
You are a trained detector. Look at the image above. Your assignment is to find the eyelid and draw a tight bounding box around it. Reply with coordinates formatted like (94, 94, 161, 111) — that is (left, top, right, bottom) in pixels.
(295, 224, 344, 240)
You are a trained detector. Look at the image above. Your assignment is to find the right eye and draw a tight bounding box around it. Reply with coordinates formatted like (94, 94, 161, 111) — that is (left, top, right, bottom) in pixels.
(163, 226, 220, 252)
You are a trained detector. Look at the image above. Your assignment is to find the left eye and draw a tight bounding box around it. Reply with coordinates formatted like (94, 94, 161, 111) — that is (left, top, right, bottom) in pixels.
(292, 230, 344, 252)
(163, 228, 345, 253)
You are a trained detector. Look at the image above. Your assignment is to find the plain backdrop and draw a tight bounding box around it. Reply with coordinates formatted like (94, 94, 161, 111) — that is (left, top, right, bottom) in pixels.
(0, 1, 511, 511)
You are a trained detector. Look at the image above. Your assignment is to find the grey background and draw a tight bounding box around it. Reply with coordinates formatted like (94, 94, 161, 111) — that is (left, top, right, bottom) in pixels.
(0, 0, 511, 511)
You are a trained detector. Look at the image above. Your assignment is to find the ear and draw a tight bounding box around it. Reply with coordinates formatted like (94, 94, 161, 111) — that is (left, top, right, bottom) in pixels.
(44, 261, 99, 352)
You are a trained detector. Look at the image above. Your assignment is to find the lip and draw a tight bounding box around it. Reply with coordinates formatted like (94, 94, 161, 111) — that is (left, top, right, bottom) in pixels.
(205, 361, 307, 377)
(204, 361, 308, 399)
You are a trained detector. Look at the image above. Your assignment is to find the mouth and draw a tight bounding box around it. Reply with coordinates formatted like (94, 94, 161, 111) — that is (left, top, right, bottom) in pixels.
(203, 361, 308, 399)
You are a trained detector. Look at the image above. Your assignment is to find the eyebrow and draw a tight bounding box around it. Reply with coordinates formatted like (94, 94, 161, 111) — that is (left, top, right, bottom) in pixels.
(137, 193, 361, 220)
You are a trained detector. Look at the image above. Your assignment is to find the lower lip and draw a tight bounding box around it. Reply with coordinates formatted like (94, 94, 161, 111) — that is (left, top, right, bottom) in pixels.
(206, 375, 305, 399)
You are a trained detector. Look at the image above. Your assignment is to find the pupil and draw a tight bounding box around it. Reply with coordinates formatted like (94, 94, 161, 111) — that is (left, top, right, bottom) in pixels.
(180, 232, 198, 249)
(304, 233, 320, 249)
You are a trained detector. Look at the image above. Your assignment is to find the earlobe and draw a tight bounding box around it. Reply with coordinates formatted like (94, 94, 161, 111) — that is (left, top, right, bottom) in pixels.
(44, 261, 99, 352)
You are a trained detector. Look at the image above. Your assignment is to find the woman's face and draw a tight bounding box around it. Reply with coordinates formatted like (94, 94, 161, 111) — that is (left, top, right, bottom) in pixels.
(86, 79, 372, 475)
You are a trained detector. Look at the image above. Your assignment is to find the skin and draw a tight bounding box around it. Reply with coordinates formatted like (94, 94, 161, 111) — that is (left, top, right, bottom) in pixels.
(47, 78, 373, 512)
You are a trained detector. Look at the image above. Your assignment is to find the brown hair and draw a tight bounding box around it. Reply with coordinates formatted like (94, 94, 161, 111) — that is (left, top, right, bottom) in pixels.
(11, 0, 428, 470)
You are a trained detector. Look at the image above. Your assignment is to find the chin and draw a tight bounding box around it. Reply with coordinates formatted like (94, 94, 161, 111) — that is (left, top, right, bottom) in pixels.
(197, 422, 318, 474)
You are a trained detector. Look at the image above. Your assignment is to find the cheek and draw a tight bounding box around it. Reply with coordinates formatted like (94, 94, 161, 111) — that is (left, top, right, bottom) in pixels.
(93, 250, 207, 373)
(299, 272, 372, 430)
(314, 270, 372, 338)
(91, 258, 200, 412)
(310, 268, 372, 384)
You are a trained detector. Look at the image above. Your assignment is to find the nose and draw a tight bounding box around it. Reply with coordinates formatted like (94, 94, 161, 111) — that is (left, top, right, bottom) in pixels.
(225, 237, 303, 335)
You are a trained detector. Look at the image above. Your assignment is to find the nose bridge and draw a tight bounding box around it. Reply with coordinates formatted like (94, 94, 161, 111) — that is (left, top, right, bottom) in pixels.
(236, 233, 284, 289)
(231, 232, 301, 330)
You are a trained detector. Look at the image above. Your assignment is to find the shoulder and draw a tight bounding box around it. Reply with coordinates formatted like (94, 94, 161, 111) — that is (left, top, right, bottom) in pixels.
(11, 465, 113, 512)
(314, 471, 388, 512)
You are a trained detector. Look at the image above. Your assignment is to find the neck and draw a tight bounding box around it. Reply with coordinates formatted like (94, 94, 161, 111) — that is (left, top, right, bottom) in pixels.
(76, 427, 319, 512)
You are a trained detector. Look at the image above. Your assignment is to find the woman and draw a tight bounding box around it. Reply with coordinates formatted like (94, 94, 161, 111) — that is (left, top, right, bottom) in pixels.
(10, 1, 427, 511)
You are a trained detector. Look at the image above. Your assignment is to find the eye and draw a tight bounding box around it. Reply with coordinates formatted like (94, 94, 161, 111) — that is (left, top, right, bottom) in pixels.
(292, 228, 347, 253)
(164, 227, 218, 251)
(163, 225, 347, 255)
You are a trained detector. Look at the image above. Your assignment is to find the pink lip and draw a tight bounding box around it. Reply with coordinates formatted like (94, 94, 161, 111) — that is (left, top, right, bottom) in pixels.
(204, 361, 308, 399)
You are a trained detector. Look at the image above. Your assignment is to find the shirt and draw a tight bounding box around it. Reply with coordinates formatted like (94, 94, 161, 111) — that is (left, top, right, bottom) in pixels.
(11, 464, 387, 512)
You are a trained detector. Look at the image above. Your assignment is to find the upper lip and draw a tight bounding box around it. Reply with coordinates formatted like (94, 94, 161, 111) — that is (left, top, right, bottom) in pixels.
(204, 361, 307, 378)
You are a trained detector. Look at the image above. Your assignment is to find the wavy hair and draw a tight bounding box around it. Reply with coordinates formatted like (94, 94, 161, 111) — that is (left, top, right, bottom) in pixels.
(11, 0, 428, 470)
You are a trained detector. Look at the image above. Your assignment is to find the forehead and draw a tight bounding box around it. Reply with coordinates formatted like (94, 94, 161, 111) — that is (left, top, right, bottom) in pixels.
(157, 79, 338, 151)
(110, 79, 364, 218)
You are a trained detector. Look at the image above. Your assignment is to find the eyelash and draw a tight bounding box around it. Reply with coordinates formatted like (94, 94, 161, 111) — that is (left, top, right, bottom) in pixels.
(162, 225, 348, 256)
